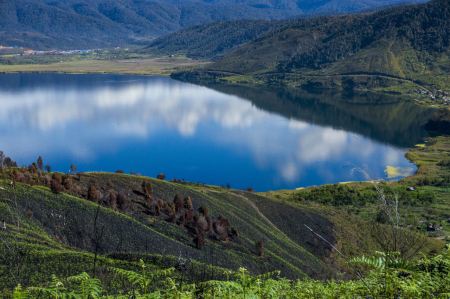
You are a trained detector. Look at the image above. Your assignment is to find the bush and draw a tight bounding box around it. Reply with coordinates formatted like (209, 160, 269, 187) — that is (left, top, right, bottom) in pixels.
(88, 185, 99, 203)
(52, 173, 62, 184)
(157, 173, 166, 180)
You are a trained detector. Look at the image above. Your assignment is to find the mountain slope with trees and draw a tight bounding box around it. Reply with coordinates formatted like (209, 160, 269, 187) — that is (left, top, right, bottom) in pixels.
(0, 163, 442, 291)
(177, 0, 449, 89)
(0, 0, 427, 49)
(147, 1, 425, 61)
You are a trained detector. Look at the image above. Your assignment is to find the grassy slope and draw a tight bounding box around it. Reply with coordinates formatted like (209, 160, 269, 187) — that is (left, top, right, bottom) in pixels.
(265, 135, 450, 242)
(3, 164, 440, 291)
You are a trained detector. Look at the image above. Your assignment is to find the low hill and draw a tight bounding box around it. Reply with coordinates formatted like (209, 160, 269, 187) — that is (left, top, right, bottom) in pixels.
(0, 0, 427, 49)
(146, 1, 425, 61)
(0, 168, 441, 291)
(177, 0, 449, 89)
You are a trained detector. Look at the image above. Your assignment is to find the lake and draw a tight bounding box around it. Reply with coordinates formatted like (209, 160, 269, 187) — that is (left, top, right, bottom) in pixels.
(0, 73, 435, 191)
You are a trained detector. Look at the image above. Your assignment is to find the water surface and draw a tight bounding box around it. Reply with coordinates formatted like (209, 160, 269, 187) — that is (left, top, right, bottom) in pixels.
(0, 73, 434, 191)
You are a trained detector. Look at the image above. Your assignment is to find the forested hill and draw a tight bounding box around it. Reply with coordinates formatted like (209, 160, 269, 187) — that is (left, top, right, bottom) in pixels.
(0, 0, 427, 49)
(191, 0, 449, 88)
(146, 1, 424, 61)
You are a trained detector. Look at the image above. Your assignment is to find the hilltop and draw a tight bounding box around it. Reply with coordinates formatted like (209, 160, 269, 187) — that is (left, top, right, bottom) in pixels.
(173, 0, 450, 91)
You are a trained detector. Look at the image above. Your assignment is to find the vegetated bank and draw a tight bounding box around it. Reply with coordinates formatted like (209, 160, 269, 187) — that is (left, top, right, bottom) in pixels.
(171, 0, 450, 99)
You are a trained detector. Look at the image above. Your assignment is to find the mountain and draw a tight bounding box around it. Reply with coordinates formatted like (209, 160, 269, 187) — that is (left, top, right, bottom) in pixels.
(0, 0, 428, 49)
(175, 0, 449, 89)
(146, 1, 425, 61)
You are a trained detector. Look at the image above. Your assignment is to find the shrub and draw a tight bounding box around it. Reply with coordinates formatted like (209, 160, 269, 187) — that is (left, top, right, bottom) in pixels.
(255, 239, 264, 256)
(196, 215, 208, 233)
(184, 196, 193, 210)
(131, 170, 135, 175)
(115, 170, 124, 174)
(194, 234, 204, 249)
(109, 192, 117, 211)
(27, 210, 33, 218)
(117, 191, 129, 213)
(45, 165, 51, 173)
(62, 176, 73, 190)
(215, 224, 228, 241)
(51, 179, 63, 194)
(157, 173, 166, 180)
(88, 185, 99, 203)
(174, 194, 184, 213)
(198, 206, 209, 217)
(231, 227, 239, 240)
(107, 180, 114, 188)
(28, 164, 37, 174)
(185, 210, 194, 223)
(142, 179, 153, 195)
(247, 187, 255, 193)
(70, 164, 77, 173)
(52, 173, 62, 184)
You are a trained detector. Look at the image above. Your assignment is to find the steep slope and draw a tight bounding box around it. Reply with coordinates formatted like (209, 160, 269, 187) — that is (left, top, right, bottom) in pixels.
(187, 0, 449, 88)
(1, 170, 439, 290)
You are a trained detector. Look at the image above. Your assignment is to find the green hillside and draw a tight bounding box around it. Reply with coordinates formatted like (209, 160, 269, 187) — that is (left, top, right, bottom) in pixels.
(0, 164, 442, 293)
(174, 0, 450, 90)
(0, 0, 427, 50)
(146, 1, 425, 61)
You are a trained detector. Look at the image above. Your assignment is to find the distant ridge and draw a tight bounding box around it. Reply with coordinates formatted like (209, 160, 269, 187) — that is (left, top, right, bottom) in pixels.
(147, 1, 426, 60)
(0, 0, 428, 49)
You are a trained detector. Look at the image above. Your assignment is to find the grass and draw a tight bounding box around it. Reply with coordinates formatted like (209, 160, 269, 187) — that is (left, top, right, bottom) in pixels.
(0, 57, 205, 76)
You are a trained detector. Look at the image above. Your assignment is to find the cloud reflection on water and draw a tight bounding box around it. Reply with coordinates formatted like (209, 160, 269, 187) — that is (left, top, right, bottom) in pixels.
(0, 74, 415, 190)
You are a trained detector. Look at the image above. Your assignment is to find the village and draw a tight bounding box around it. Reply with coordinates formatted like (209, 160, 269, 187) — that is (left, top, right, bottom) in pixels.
(414, 87, 450, 105)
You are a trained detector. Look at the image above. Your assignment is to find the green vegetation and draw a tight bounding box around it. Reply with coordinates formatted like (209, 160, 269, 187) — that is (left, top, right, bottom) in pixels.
(173, 0, 450, 98)
(145, 3, 423, 61)
(265, 135, 450, 243)
(9, 249, 450, 298)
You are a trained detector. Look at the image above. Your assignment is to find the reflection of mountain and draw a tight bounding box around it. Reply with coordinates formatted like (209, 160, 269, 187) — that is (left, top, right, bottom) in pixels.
(202, 84, 434, 147)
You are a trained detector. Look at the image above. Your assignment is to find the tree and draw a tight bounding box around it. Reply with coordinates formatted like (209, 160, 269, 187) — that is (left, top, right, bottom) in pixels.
(157, 173, 166, 180)
(227, 183, 230, 189)
(247, 187, 255, 193)
(117, 191, 129, 213)
(174, 194, 184, 213)
(131, 170, 135, 175)
(37, 156, 43, 171)
(115, 170, 124, 174)
(3, 157, 12, 168)
(51, 179, 63, 194)
(88, 186, 100, 203)
(184, 196, 193, 210)
(0, 151, 4, 166)
(142, 179, 153, 195)
(70, 164, 77, 173)
(45, 165, 51, 173)
(52, 173, 62, 184)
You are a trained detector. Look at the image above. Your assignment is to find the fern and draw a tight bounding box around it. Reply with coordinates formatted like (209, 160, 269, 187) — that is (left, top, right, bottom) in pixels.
(67, 272, 103, 299)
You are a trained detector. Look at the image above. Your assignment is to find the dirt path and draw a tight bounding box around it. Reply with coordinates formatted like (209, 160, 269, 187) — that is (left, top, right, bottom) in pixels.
(201, 188, 288, 238)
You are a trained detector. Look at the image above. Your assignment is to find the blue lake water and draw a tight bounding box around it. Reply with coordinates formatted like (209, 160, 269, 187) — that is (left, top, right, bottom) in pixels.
(0, 73, 435, 191)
